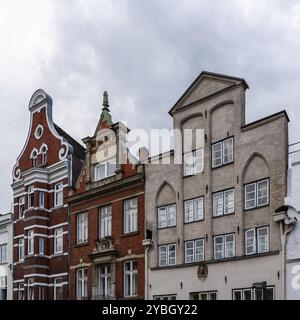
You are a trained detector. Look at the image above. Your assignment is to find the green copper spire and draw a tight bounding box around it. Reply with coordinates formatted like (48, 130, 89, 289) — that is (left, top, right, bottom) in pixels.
(102, 91, 110, 112)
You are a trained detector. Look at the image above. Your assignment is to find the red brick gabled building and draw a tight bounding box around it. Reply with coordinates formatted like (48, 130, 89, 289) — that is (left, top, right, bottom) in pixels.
(68, 92, 145, 300)
(11, 89, 85, 300)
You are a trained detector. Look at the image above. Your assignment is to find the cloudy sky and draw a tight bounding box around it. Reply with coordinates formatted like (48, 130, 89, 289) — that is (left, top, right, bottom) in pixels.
(1, 0, 300, 213)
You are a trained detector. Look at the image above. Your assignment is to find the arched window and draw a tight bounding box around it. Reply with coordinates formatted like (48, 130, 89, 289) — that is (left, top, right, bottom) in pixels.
(40, 145, 47, 164)
(31, 150, 38, 167)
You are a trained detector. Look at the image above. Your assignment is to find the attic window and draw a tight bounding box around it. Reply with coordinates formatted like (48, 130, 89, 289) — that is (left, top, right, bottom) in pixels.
(34, 125, 44, 140)
(31, 150, 38, 167)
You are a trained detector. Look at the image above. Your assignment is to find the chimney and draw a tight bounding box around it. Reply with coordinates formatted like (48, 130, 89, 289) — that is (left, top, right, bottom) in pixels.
(139, 147, 149, 163)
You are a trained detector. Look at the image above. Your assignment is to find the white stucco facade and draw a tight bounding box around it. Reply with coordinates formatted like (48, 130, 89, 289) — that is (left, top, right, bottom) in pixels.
(285, 146, 300, 300)
(0, 213, 13, 300)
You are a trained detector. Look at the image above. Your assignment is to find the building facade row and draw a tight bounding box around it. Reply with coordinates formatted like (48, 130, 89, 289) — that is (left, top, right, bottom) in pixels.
(7, 71, 300, 300)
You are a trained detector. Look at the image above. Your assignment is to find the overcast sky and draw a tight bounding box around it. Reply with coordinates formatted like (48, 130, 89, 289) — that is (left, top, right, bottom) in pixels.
(1, 0, 300, 213)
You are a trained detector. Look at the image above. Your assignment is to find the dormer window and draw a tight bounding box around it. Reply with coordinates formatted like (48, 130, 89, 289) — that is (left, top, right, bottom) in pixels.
(94, 158, 116, 181)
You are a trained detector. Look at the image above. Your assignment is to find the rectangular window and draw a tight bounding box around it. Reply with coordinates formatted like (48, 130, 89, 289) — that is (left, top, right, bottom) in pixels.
(124, 260, 137, 297)
(54, 227, 63, 254)
(245, 227, 269, 255)
(94, 159, 116, 181)
(97, 265, 111, 299)
(214, 234, 235, 260)
(28, 185, 34, 209)
(159, 244, 176, 266)
(185, 239, 204, 263)
(54, 278, 63, 300)
(99, 205, 112, 238)
(233, 287, 274, 300)
(244, 179, 269, 210)
(183, 148, 204, 176)
(54, 183, 63, 207)
(158, 204, 176, 229)
(184, 197, 204, 223)
(124, 198, 138, 234)
(0, 244, 7, 263)
(19, 197, 25, 219)
(212, 137, 233, 168)
(39, 238, 44, 255)
(154, 295, 177, 300)
(18, 283, 25, 300)
(38, 287, 45, 300)
(27, 278, 34, 300)
(27, 230, 34, 255)
(19, 238, 24, 261)
(77, 212, 88, 244)
(191, 291, 218, 300)
(39, 192, 44, 208)
(76, 268, 88, 300)
(213, 189, 234, 217)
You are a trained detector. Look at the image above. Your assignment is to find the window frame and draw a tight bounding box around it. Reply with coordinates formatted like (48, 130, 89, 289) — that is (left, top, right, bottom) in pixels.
(94, 158, 116, 181)
(124, 260, 138, 298)
(39, 238, 44, 256)
(99, 205, 112, 239)
(54, 182, 63, 207)
(0, 244, 7, 264)
(54, 277, 64, 300)
(159, 243, 176, 267)
(212, 188, 235, 217)
(244, 179, 269, 211)
(77, 212, 88, 244)
(212, 137, 234, 169)
(27, 230, 34, 256)
(184, 238, 205, 264)
(214, 233, 236, 260)
(39, 192, 44, 208)
(76, 268, 88, 300)
(184, 197, 204, 223)
(183, 148, 204, 177)
(19, 238, 24, 261)
(245, 226, 269, 255)
(123, 198, 138, 234)
(19, 197, 25, 219)
(28, 185, 34, 209)
(157, 203, 177, 229)
(54, 227, 63, 254)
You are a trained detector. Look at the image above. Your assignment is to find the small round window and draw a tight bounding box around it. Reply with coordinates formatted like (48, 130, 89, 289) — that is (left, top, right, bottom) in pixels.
(34, 125, 43, 139)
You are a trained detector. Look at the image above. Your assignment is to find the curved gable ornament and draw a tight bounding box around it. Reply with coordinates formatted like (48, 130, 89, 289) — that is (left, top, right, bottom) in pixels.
(29, 89, 53, 112)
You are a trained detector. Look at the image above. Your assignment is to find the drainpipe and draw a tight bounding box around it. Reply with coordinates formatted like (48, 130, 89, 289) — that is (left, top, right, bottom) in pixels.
(143, 240, 152, 300)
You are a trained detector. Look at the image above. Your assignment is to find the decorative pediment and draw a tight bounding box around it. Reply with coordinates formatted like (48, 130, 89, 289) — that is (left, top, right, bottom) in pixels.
(91, 237, 116, 259)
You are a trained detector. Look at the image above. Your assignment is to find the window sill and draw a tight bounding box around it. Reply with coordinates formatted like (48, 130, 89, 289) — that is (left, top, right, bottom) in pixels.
(183, 172, 204, 179)
(184, 219, 204, 225)
(211, 161, 234, 170)
(244, 204, 269, 212)
(74, 242, 89, 248)
(121, 231, 140, 238)
(52, 252, 64, 257)
(158, 225, 177, 230)
(212, 212, 235, 219)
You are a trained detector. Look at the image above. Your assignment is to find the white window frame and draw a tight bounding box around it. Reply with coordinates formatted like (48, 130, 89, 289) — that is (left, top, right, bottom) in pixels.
(94, 158, 116, 181)
(257, 226, 269, 253)
(19, 197, 25, 219)
(28, 185, 34, 209)
(124, 198, 138, 234)
(27, 230, 34, 255)
(27, 278, 34, 300)
(245, 228, 256, 255)
(39, 192, 44, 208)
(124, 260, 138, 298)
(77, 212, 88, 244)
(212, 137, 233, 168)
(0, 244, 7, 263)
(183, 148, 204, 176)
(214, 234, 235, 260)
(158, 204, 177, 229)
(39, 238, 44, 255)
(97, 265, 111, 299)
(244, 179, 269, 210)
(185, 239, 204, 263)
(184, 197, 204, 223)
(76, 268, 88, 300)
(54, 277, 64, 300)
(154, 295, 177, 300)
(213, 189, 234, 217)
(99, 205, 112, 239)
(19, 238, 24, 261)
(18, 283, 25, 300)
(54, 182, 63, 207)
(159, 244, 176, 266)
(54, 227, 63, 254)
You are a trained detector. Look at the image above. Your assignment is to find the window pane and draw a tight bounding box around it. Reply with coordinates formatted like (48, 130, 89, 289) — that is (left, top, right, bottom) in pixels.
(213, 192, 223, 216)
(212, 142, 222, 167)
(95, 164, 106, 181)
(167, 205, 176, 227)
(233, 290, 242, 300)
(195, 239, 204, 262)
(214, 236, 224, 259)
(194, 149, 203, 174)
(184, 200, 193, 223)
(168, 244, 176, 265)
(223, 138, 233, 164)
(107, 161, 116, 176)
(245, 183, 256, 209)
(245, 229, 256, 255)
(185, 241, 194, 263)
(158, 207, 167, 229)
(183, 152, 194, 176)
(159, 246, 167, 266)
(257, 180, 269, 206)
(225, 234, 235, 258)
(194, 197, 204, 221)
(224, 189, 234, 214)
(258, 227, 269, 253)
(243, 289, 252, 300)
